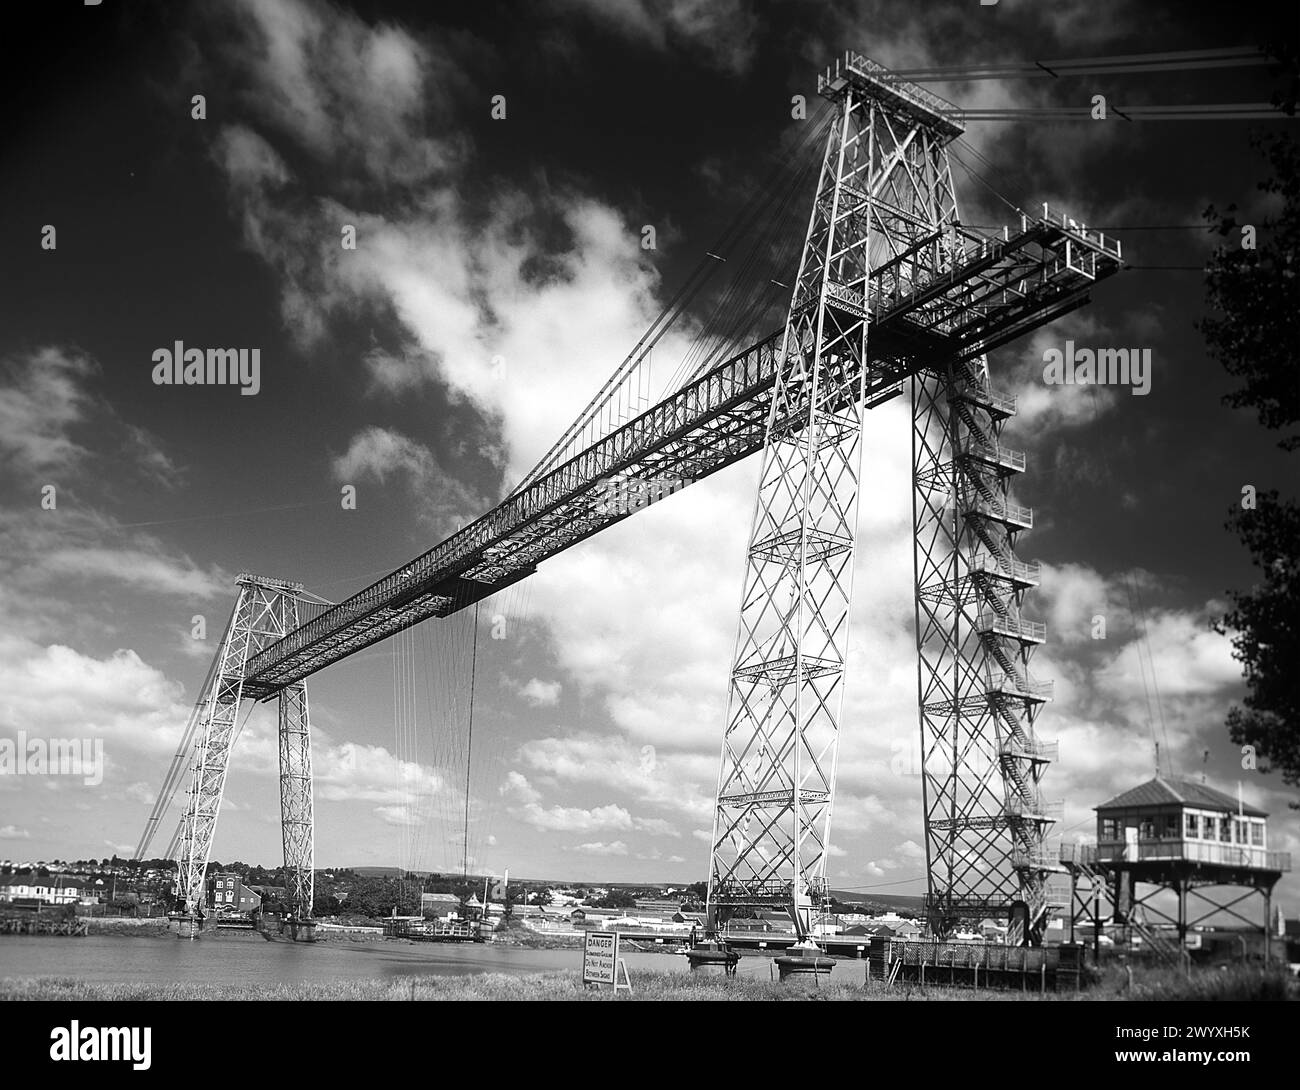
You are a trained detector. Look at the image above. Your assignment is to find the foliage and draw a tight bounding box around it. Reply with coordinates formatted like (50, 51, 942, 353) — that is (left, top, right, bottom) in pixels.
(1202, 44, 1300, 802)
(588, 888, 638, 910)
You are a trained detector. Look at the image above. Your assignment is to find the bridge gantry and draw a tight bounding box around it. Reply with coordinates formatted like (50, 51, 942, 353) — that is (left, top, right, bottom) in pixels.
(137, 51, 1121, 942)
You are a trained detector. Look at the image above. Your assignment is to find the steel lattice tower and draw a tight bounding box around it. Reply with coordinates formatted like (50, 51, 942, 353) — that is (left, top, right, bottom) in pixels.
(175, 574, 315, 922)
(705, 59, 962, 940)
(914, 357, 1058, 942)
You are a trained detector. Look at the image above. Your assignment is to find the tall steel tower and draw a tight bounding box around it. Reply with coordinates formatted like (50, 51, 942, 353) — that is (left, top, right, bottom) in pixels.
(174, 574, 316, 923)
(914, 353, 1058, 942)
(705, 57, 965, 940)
(704, 53, 1063, 944)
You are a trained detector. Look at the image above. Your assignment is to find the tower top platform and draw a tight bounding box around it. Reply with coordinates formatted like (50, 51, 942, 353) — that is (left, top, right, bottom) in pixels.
(818, 51, 965, 141)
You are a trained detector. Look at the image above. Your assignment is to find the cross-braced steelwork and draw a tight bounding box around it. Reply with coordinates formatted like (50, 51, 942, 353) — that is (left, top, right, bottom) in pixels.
(914, 355, 1060, 942)
(174, 575, 317, 921)
(278, 682, 314, 920)
(705, 55, 969, 940)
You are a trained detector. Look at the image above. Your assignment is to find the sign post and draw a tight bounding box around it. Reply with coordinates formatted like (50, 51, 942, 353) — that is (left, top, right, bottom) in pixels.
(582, 930, 631, 993)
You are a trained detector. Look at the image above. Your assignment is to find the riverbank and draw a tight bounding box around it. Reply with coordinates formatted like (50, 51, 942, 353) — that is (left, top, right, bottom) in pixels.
(76, 917, 591, 949)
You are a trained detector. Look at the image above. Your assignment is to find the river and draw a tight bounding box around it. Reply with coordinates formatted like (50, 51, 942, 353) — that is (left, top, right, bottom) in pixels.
(0, 935, 866, 985)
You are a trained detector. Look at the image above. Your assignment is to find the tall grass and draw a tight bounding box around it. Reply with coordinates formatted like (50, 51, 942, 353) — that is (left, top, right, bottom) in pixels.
(4, 963, 1292, 1002)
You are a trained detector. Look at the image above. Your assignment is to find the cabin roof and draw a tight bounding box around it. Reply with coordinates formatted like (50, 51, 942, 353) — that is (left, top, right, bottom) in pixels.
(1095, 777, 1267, 817)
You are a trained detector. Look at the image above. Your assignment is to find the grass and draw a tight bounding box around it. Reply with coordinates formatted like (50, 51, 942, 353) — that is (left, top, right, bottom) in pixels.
(1092, 963, 1295, 1002)
(4, 963, 1288, 1001)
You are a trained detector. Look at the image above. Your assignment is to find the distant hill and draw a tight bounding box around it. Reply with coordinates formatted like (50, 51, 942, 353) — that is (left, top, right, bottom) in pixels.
(829, 890, 927, 913)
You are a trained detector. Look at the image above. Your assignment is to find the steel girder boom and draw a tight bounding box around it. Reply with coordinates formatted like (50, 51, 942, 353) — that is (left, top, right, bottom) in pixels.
(242, 218, 1121, 699)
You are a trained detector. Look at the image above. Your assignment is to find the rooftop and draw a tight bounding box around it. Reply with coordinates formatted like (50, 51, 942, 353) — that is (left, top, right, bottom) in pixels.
(1095, 777, 1267, 817)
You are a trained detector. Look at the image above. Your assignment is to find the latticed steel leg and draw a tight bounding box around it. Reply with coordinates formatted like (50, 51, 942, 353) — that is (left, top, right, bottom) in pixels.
(175, 587, 258, 914)
(912, 359, 1056, 941)
(174, 575, 315, 920)
(278, 682, 314, 920)
(706, 89, 870, 942)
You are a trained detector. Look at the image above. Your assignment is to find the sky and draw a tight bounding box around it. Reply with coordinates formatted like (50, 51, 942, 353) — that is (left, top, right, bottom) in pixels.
(1, 0, 1297, 913)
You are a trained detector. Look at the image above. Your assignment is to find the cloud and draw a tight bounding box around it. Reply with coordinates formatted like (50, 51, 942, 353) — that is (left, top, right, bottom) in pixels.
(223, 0, 463, 187)
(0, 347, 183, 491)
(565, 839, 629, 856)
(331, 425, 491, 533)
(633, 816, 680, 837)
(0, 635, 188, 760)
(0, 825, 31, 840)
(501, 769, 632, 831)
(515, 678, 561, 707)
(0, 347, 95, 478)
(552, 0, 760, 73)
(40, 547, 227, 601)
(516, 802, 633, 834)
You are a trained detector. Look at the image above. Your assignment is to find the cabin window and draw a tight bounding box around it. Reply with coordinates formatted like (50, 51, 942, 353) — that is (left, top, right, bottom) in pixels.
(1233, 818, 1246, 844)
(1184, 812, 1199, 838)
(1100, 817, 1121, 840)
(1216, 816, 1231, 842)
(1251, 822, 1264, 846)
(1139, 818, 1156, 839)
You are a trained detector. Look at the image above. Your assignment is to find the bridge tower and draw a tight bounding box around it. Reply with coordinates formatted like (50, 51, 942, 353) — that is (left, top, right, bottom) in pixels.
(172, 574, 316, 930)
(704, 53, 1058, 944)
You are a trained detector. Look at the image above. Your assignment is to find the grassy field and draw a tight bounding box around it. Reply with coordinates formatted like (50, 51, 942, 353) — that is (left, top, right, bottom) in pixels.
(2, 965, 1293, 1001)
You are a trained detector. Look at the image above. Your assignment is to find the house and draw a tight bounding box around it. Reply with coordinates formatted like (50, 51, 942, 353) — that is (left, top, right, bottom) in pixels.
(0, 874, 89, 905)
(1094, 777, 1284, 870)
(205, 872, 261, 914)
(420, 892, 460, 919)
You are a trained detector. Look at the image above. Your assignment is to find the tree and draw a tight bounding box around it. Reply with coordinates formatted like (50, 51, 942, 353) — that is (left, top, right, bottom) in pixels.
(1203, 44, 1300, 802)
(590, 888, 637, 910)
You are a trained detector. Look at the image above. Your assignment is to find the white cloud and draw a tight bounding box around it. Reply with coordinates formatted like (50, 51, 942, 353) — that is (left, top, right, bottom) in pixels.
(330, 425, 489, 533)
(226, 0, 462, 185)
(0, 347, 94, 477)
(565, 839, 629, 856)
(40, 547, 226, 602)
(515, 678, 561, 707)
(0, 825, 31, 839)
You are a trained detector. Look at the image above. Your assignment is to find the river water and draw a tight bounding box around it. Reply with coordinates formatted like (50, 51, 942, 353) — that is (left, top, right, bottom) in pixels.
(0, 935, 866, 985)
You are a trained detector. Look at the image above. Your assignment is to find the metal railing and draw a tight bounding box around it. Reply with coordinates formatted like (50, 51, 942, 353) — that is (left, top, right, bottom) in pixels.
(1012, 845, 1060, 868)
(1095, 839, 1291, 872)
(963, 440, 1027, 472)
(968, 498, 1033, 528)
(969, 552, 1041, 584)
(999, 738, 1058, 762)
(1006, 797, 1065, 821)
(986, 671, 1054, 701)
(976, 611, 1046, 642)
